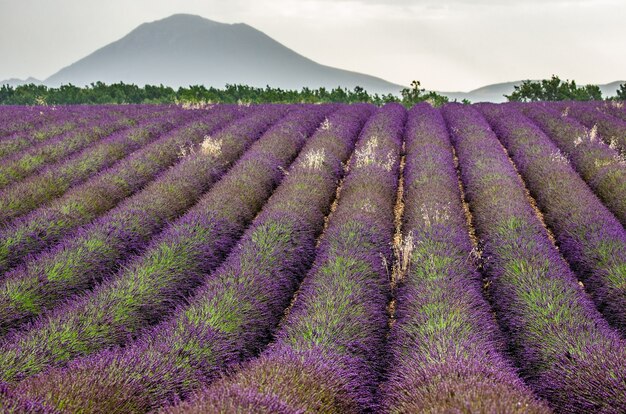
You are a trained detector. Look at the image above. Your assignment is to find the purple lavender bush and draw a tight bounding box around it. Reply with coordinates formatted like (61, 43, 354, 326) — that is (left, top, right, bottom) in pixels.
(0, 105, 249, 274)
(444, 103, 626, 413)
(478, 103, 626, 335)
(165, 103, 405, 414)
(518, 103, 626, 226)
(0, 104, 326, 384)
(598, 100, 626, 123)
(0, 105, 68, 140)
(0, 384, 61, 414)
(0, 108, 92, 160)
(382, 103, 550, 413)
(558, 101, 626, 154)
(0, 112, 184, 224)
(6, 103, 373, 413)
(0, 105, 177, 161)
(0, 111, 136, 190)
(0, 105, 290, 336)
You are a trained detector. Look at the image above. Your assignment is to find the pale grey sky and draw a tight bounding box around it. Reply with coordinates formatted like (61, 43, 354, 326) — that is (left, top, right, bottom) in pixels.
(0, 0, 624, 91)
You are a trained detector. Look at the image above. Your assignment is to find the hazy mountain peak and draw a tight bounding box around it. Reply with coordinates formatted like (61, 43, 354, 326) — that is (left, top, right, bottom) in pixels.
(136, 13, 232, 31)
(44, 14, 403, 93)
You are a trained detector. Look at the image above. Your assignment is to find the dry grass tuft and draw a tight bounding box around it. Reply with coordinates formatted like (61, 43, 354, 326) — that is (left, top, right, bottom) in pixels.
(354, 136, 396, 172)
(452, 147, 479, 248)
(392, 232, 414, 287)
(320, 118, 332, 131)
(549, 150, 569, 164)
(200, 135, 223, 157)
(301, 149, 326, 170)
(495, 137, 559, 246)
(178, 143, 195, 158)
(177, 101, 214, 110)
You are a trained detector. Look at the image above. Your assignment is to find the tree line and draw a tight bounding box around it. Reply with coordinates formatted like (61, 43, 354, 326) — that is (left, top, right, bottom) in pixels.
(506, 76, 625, 102)
(0, 77, 623, 106)
(0, 81, 450, 107)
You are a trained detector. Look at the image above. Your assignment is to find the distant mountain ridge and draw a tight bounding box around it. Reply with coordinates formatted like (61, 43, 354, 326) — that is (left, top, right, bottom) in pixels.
(43, 14, 403, 94)
(438, 80, 625, 103)
(0, 77, 43, 88)
(1, 14, 623, 102)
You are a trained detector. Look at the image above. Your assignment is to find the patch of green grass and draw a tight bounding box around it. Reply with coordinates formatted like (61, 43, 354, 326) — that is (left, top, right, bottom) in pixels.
(6, 287, 40, 315)
(188, 284, 252, 334)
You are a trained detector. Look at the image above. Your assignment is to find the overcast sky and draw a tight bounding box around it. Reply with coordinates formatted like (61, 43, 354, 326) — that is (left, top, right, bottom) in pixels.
(0, 0, 624, 91)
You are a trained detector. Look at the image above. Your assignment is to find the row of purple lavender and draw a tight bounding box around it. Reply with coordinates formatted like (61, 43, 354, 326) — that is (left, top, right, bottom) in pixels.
(5, 103, 373, 412)
(166, 102, 405, 413)
(0, 101, 624, 413)
(445, 103, 626, 413)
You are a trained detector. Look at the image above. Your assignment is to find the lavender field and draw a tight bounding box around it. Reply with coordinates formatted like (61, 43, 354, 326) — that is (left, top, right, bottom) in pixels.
(0, 101, 625, 413)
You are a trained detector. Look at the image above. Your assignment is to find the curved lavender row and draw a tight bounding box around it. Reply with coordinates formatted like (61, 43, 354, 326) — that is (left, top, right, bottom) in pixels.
(599, 101, 626, 123)
(0, 105, 161, 161)
(0, 106, 248, 275)
(9, 104, 372, 414)
(382, 104, 549, 413)
(478, 103, 626, 336)
(0, 105, 327, 384)
(444, 103, 626, 413)
(0, 118, 79, 160)
(517, 103, 626, 226)
(560, 101, 626, 154)
(0, 105, 132, 141)
(0, 106, 286, 336)
(169, 103, 405, 414)
(0, 385, 60, 414)
(0, 106, 58, 138)
(0, 111, 136, 190)
(0, 114, 184, 225)
(568, 101, 626, 121)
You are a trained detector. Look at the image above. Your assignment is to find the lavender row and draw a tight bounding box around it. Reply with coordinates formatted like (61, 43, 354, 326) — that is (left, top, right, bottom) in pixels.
(572, 101, 626, 127)
(169, 103, 405, 414)
(0, 118, 79, 160)
(0, 114, 185, 225)
(10, 103, 371, 413)
(382, 104, 549, 413)
(560, 101, 626, 153)
(0, 105, 325, 384)
(0, 111, 137, 189)
(599, 101, 626, 122)
(0, 106, 60, 138)
(517, 103, 626, 226)
(0, 105, 165, 161)
(444, 103, 626, 413)
(0, 105, 287, 336)
(0, 384, 58, 414)
(0, 104, 178, 162)
(479, 103, 626, 336)
(0, 106, 246, 275)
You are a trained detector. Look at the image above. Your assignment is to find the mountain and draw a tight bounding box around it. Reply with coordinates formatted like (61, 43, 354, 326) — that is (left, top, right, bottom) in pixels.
(438, 81, 523, 103)
(45, 14, 404, 94)
(0, 77, 42, 87)
(439, 80, 625, 103)
(599, 81, 625, 97)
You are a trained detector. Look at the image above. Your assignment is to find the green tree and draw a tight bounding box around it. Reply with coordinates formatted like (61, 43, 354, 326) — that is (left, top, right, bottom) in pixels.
(616, 83, 626, 101)
(0, 85, 15, 104)
(400, 80, 449, 107)
(506, 75, 603, 102)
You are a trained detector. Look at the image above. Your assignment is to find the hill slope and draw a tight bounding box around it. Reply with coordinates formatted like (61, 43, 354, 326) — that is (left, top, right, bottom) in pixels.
(439, 80, 625, 103)
(45, 14, 403, 94)
(0, 77, 43, 88)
